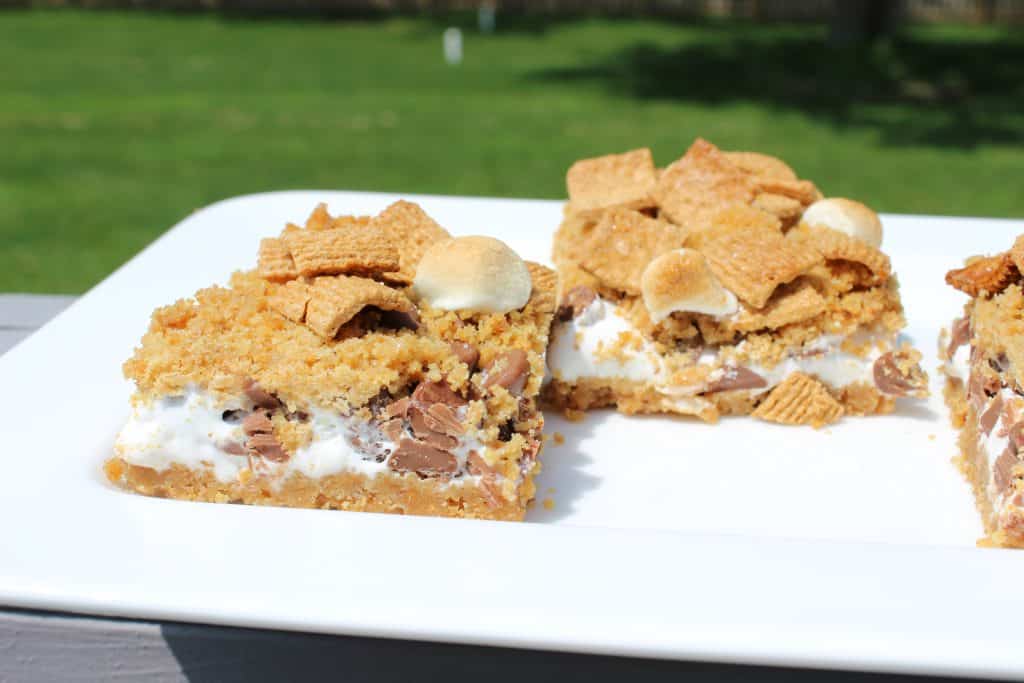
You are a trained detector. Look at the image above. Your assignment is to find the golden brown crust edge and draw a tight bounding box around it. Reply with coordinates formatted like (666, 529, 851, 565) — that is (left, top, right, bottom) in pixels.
(104, 458, 534, 521)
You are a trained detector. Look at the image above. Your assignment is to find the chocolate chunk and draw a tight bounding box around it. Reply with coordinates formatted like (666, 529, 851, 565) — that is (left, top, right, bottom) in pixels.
(557, 285, 597, 321)
(980, 393, 1003, 437)
(991, 353, 1012, 374)
(704, 366, 768, 394)
(424, 403, 464, 436)
(243, 378, 282, 410)
(408, 405, 458, 450)
(968, 365, 1001, 412)
(497, 418, 515, 442)
(221, 409, 247, 424)
(449, 341, 480, 370)
(466, 450, 493, 477)
(873, 351, 927, 397)
(1010, 421, 1024, 455)
(388, 439, 457, 476)
(219, 440, 247, 456)
(484, 350, 530, 395)
(366, 388, 393, 418)
(380, 417, 405, 444)
(947, 317, 970, 358)
(411, 381, 467, 408)
(242, 411, 274, 437)
(248, 432, 289, 463)
(384, 396, 411, 420)
(994, 448, 1018, 493)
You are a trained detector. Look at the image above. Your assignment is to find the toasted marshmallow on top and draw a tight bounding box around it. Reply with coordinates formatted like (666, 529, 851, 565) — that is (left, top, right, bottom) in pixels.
(802, 198, 883, 248)
(413, 236, 532, 313)
(641, 248, 738, 322)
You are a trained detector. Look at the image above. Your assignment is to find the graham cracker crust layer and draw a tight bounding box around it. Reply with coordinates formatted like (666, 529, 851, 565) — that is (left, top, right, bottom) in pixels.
(104, 457, 532, 521)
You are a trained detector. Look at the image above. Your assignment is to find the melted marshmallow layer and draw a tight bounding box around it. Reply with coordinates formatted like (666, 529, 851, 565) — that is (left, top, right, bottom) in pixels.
(548, 297, 891, 395)
(115, 388, 484, 486)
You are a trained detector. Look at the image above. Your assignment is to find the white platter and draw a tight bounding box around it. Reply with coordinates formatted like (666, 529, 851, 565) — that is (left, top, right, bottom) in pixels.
(2, 191, 1023, 679)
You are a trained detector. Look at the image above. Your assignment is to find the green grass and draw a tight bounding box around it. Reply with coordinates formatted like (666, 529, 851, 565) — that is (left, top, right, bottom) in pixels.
(2, 10, 1023, 293)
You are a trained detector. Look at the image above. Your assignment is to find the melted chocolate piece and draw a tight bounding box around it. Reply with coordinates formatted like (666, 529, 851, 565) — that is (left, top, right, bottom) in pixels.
(243, 378, 282, 411)
(704, 366, 768, 394)
(557, 285, 597, 321)
(484, 350, 530, 395)
(994, 448, 1018, 493)
(411, 381, 467, 408)
(219, 440, 247, 456)
(388, 439, 457, 476)
(449, 341, 480, 371)
(408, 405, 459, 450)
(248, 432, 289, 463)
(384, 396, 411, 421)
(947, 317, 970, 358)
(873, 351, 926, 396)
(242, 411, 274, 437)
(979, 393, 1003, 437)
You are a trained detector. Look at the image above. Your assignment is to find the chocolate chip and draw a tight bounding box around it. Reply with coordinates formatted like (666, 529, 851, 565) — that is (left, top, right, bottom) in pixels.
(248, 432, 289, 463)
(873, 351, 927, 397)
(497, 418, 515, 442)
(383, 396, 411, 420)
(411, 381, 467, 408)
(968, 365, 1001, 412)
(704, 366, 767, 394)
(243, 378, 282, 411)
(424, 403, 464, 436)
(994, 448, 1018, 493)
(219, 440, 247, 456)
(466, 450, 492, 477)
(388, 439, 457, 477)
(484, 349, 530, 395)
(557, 285, 597, 321)
(449, 341, 480, 370)
(947, 317, 970, 358)
(980, 393, 1003, 437)
(380, 418, 405, 444)
(242, 411, 274, 437)
(221, 409, 246, 424)
(366, 388, 393, 418)
(1010, 421, 1024, 455)
(408, 405, 458, 450)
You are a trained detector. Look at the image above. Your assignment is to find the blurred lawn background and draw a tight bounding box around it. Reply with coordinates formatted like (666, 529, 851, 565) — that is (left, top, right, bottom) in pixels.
(2, 9, 1022, 293)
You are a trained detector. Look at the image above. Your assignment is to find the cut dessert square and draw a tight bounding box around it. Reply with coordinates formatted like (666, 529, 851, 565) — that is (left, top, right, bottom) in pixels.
(941, 236, 1024, 546)
(105, 201, 557, 521)
(545, 138, 928, 426)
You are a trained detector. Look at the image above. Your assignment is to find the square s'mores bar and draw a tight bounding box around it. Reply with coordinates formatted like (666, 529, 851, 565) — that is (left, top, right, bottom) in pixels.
(106, 201, 557, 521)
(941, 236, 1024, 546)
(545, 138, 927, 426)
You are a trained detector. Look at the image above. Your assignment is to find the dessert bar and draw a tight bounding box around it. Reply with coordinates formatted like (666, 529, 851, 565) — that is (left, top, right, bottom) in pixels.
(942, 236, 1024, 546)
(106, 201, 557, 520)
(545, 138, 928, 426)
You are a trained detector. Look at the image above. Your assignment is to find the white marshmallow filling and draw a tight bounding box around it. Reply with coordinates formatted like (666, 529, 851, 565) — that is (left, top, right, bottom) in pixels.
(547, 296, 896, 404)
(114, 388, 496, 487)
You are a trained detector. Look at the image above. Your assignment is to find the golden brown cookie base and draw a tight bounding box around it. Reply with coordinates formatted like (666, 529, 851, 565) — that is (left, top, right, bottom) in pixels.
(543, 377, 893, 424)
(104, 457, 532, 521)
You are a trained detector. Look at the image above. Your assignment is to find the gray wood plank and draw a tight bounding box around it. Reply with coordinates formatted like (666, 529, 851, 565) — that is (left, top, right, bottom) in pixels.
(0, 328, 30, 355)
(0, 608, 966, 683)
(0, 294, 76, 330)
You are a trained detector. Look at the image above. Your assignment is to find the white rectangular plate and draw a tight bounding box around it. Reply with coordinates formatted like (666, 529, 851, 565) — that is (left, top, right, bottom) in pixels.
(2, 191, 1023, 680)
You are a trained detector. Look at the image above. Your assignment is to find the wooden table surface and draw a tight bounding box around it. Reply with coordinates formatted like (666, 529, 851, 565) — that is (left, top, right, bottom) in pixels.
(0, 294, 975, 682)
